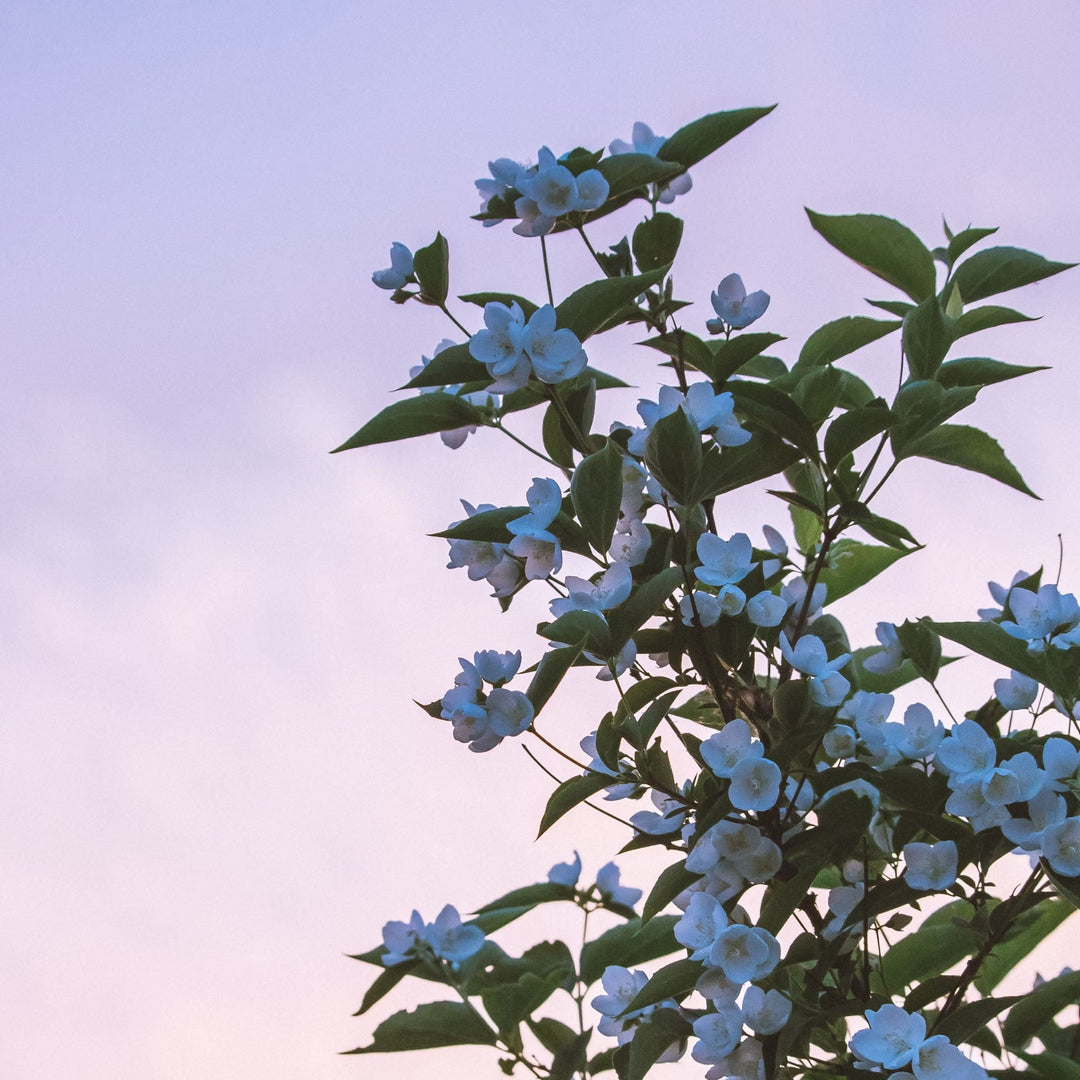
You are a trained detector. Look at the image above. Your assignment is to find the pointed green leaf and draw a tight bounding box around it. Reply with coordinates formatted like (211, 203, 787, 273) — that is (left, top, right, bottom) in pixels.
(356, 962, 414, 1015)
(413, 232, 449, 305)
(638, 329, 715, 374)
(644, 406, 702, 504)
(344, 1001, 498, 1054)
(549, 1030, 593, 1080)
(459, 291, 539, 320)
(1002, 969, 1080, 1050)
(953, 304, 1038, 338)
(403, 341, 487, 388)
(823, 400, 892, 466)
(1015, 1051, 1080, 1080)
(527, 642, 584, 718)
(806, 210, 937, 301)
(541, 610, 613, 653)
(628, 1008, 691, 1080)
(796, 316, 900, 370)
(658, 105, 777, 169)
(556, 269, 666, 341)
(936, 357, 1048, 388)
(433, 505, 525, 542)
(975, 898, 1076, 993)
(625, 959, 702, 1014)
(595, 152, 682, 200)
(879, 924, 983, 990)
(934, 995, 1024, 1046)
(816, 538, 910, 604)
(642, 860, 699, 923)
(904, 423, 1038, 497)
(902, 297, 955, 380)
(946, 225, 999, 264)
(866, 297, 915, 317)
(728, 381, 820, 455)
(929, 620, 1061, 693)
(895, 619, 942, 683)
(571, 439, 626, 553)
(696, 433, 802, 499)
(889, 380, 979, 457)
(475, 882, 576, 916)
(952, 246, 1075, 304)
(538, 771, 619, 837)
(633, 213, 684, 271)
(333, 394, 483, 451)
(579, 916, 680, 985)
(705, 332, 787, 382)
(607, 566, 685, 650)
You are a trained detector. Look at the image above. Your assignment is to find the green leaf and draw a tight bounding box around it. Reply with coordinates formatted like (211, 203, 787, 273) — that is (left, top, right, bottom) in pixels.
(402, 341, 487, 388)
(695, 432, 802, 499)
(806, 210, 937, 301)
(953, 304, 1037, 338)
(556, 269, 666, 341)
(413, 232, 449, 305)
(459, 291, 539, 320)
(579, 916, 680, 986)
(758, 852, 823, 936)
(791, 365, 843, 425)
(936, 356, 1048, 388)
(527, 1016, 579, 1054)
(355, 963, 414, 1014)
(658, 105, 777, 169)
(644, 406, 702, 505)
(888, 380, 979, 457)
(527, 642, 584, 718)
(628, 1009, 690, 1080)
(796, 316, 900, 370)
(704, 332, 787, 382)
(879, 924, 982, 989)
(902, 297, 955, 380)
(475, 882, 576, 915)
(930, 619, 1061, 692)
(1002, 969, 1080, 1050)
(816, 538, 909, 603)
(823, 399, 892, 466)
(934, 994, 1024, 1046)
(625, 958, 702, 1013)
(946, 225, 998, 264)
(866, 297, 915, 317)
(1043, 861, 1080, 911)
(895, 619, 942, 683)
(608, 566, 685, 650)
(541, 610, 613, 653)
(633, 213, 683, 271)
(538, 772, 618, 837)
(571, 439, 625, 552)
(332, 394, 484, 452)
(839, 501, 920, 550)
(728, 381, 820, 456)
(433, 505, 524, 542)
(642, 861, 700, 923)
(549, 1030, 593, 1080)
(1014, 1051, 1080, 1080)
(853, 651, 956, 694)
(903, 423, 1038, 497)
(595, 152, 682, 201)
(975, 898, 1076, 993)
(344, 1001, 498, 1054)
(952, 245, 1075, 304)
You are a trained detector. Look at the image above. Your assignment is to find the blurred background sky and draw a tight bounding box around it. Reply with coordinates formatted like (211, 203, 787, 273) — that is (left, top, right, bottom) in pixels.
(3, 3, 1079, 1077)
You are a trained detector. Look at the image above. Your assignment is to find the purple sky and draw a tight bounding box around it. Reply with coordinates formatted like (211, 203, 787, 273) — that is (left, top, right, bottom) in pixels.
(3, 4, 1079, 1077)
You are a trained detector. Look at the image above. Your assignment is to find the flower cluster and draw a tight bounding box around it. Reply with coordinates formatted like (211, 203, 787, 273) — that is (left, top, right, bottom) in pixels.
(410, 338, 497, 449)
(849, 1005, 989, 1079)
(468, 302, 587, 392)
(438, 650, 533, 753)
(380, 904, 485, 968)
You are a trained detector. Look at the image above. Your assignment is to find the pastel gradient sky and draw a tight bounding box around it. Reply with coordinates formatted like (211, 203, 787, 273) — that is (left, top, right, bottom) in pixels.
(3, 4, 1079, 1078)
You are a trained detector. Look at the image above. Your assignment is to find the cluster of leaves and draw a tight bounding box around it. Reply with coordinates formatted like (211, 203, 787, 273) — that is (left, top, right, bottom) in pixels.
(338, 106, 1079, 1080)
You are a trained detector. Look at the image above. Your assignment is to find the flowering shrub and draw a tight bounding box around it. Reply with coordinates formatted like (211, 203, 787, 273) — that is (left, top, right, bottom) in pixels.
(339, 106, 1080, 1079)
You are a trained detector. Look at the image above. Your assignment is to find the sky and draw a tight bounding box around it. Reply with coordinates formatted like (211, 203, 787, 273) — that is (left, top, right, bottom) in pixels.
(3, 3, 1079, 1078)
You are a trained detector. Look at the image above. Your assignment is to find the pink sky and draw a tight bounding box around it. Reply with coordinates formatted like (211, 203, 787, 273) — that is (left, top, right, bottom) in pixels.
(3, 4, 1079, 1077)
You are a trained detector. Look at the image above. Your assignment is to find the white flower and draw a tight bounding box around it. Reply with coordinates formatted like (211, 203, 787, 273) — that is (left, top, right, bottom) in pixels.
(741, 986, 791, 1035)
(692, 1007, 745, 1063)
(729, 756, 782, 812)
(994, 669, 1039, 709)
(372, 241, 413, 290)
(706, 273, 770, 332)
(849, 1005, 926, 1071)
(903, 840, 958, 891)
(863, 621, 904, 674)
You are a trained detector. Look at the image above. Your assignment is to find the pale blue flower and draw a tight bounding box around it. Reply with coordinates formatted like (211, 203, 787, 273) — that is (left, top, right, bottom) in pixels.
(609, 121, 692, 204)
(741, 986, 792, 1035)
(550, 563, 632, 619)
(729, 756, 782, 811)
(486, 687, 534, 738)
(472, 649, 521, 685)
(696, 532, 754, 587)
(547, 851, 582, 887)
(380, 909, 426, 965)
(913, 1036, 990, 1080)
(631, 789, 689, 835)
(422, 905, 486, 965)
(903, 840, 958, 890)
(779, 632, 851, 707)
(475, 158, 523, 225)
(1002, 787, 1066, 849)
(1039, 816, 1080, 876)
(596, 861, 642, 908)
(675, 892, 728, 960)
(706, 274, 770, 332)
(863, 621, 904, 674)
(897, 703, 945, 760)
(691, 1007, 744, 1063)
(1001, 584, 1080, 652)
(680, 589, 723, 627)
(708, 924, 779, 982)
(849, 1005, 926, 1071)
(747, 590, 790, 628)
(701, 719, 762, 778)
(372, 241, 413, 290)
(995, 669, 1039, 710)
(823, 724, 857, 760)
(521, 304, 587, 384)
(469, 301, 532, 392)
(1045, 737, 1080, 790)
(935, 719, 996, 784)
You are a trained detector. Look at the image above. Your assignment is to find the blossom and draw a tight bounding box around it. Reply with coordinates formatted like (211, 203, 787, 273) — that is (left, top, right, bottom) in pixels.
(897, 703, 944, 760)
(423, 904, 486, 964)
(631, 788, 690, 835)
(595, 862, 642, 908)
(823, 724, 857, 760)
(680, 590, 723, 627)
(746, 590, 790, 628)
(706, 274, 770, 332)
(521, 304, 588, 383)
(994, 669, 1039, 709)
(507, 477, 564, 580)
(550, 563, 632, 619)
(741, 986, 791, 1035)
(469, 301, 531, 392)
(486, 687, 534, 738)
(1041, 816, 1080, 876)
(779, 632, 851, 707)
(692, 1008, 745, 1063)
(475, 157, 523, 223)
(696, 532, 755, 588)
(863, 622, 904, 674)
(592, 966, 673, 1047)
(547, 851, 582, 887)
(380, 909, 426, 965)
(628, 384, 750, 456)
(511, 147, 609, 236)
(1000, 584, 1080, 652)
(372, 241, 413, 290)
(472, 649, 521, 685)
(675, 892, 729, 961)
(729, 756, 782, 811)
(913, 1036, 990, 1080)
(935, 719, 996, 784)
(608, 120, 692, 204)
(849, 1005, 926, 1071)
(701, 719, 762, 778)
(903, 840, 958, 891)
(709, 924, 780, 983)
